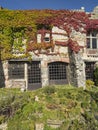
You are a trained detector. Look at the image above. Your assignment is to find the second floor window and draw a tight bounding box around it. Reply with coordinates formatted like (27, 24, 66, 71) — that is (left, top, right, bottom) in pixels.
(87, 31, 98, 49)
(44, 37, 50, 42)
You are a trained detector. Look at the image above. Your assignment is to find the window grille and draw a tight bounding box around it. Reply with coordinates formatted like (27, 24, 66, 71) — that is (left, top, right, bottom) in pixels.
(85, 62, 95, 80)
(48, 62, 66, 80)
(28, 62, 41, 84)
(8, 61, 24, 79)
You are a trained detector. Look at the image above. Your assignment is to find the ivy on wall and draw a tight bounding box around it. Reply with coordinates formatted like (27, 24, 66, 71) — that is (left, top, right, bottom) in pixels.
(0, 9, 98, 60)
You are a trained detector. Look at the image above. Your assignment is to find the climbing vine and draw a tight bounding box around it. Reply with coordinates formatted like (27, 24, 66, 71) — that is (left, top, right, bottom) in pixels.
(0, 9, 98, 60)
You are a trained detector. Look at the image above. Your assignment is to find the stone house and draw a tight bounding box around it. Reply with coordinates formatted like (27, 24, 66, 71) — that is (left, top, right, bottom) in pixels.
(0, 6, 98, 90)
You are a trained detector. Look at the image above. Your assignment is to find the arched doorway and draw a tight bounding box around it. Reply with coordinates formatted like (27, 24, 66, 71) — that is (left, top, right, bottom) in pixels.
(48, 61, 68, 85)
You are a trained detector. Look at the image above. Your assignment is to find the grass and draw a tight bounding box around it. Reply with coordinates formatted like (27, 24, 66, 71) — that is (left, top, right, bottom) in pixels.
(0, 85, 98, 130)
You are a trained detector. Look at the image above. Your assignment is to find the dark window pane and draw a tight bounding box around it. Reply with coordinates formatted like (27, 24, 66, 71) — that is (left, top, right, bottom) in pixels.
(49, 62, 66, 80)
(8, 61, 24, 79)
(92, 31, 97, 37)
(87, 38, 90, 48)
(28, 62, 41, 83)
(92, 38, 97, 49)
(85, 62, 95, 80)
(44, 37, 50, 42)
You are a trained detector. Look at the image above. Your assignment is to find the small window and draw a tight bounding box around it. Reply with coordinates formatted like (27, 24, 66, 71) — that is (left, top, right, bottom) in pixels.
(87, 31, 98, 49)
(8, 61, 24, 79)
(44, 37, 50, 42)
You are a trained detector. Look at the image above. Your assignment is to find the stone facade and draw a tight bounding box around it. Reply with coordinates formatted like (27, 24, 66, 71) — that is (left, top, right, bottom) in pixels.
(0, 7, 98, 90)
(69, 49, 86, 89)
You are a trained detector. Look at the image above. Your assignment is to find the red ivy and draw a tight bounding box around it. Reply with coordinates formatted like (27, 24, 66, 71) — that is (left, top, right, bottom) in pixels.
(28, 10, 98, 53)
(68, 39, 80, 53)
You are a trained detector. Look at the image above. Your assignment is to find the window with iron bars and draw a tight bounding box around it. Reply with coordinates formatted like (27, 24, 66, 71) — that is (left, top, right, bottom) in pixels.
(8, 61, 24, 79)
(48, 62, 66, 80)
(85, 62, 95, 80)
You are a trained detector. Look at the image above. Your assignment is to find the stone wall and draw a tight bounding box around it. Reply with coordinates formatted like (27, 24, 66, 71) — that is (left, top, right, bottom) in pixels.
(0, 26, 94, 89)
(69, 49, 86, 88)
(2, 54, 69, 89)
(8, 80, 26, 89)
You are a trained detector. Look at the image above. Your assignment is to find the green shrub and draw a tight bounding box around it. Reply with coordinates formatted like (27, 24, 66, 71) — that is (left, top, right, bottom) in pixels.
(0, 115, 5, 124)
(86, 80, 94, 89)
(44, 124, 60, 130)
(0, 86, 98, 130)
(7, 120, 35, 130)
(43, 86, 56, 95)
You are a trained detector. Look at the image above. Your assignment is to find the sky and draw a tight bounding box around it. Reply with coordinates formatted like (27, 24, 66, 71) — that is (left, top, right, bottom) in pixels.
(0, 0, 98, 12)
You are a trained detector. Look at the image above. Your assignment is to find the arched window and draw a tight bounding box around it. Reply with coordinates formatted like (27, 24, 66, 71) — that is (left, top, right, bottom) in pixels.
(48, 62, 68, 85)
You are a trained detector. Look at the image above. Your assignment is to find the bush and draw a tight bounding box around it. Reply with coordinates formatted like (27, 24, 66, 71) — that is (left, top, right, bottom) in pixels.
(86, 80, 94, 89)
(1, 86, 98, 130)
(43, 86, 56, 95)
(0, 115, 5, 124)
